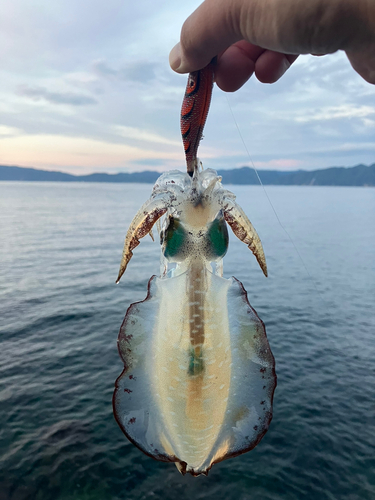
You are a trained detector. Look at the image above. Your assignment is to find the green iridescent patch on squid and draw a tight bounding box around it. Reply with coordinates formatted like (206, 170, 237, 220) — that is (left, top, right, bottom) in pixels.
(163, 217, 187, 259)
(207, 216, 229, 258)
(188, 348, 205, 376)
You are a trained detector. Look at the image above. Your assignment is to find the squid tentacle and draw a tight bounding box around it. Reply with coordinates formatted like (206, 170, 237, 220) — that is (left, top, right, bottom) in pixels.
(116, 193, 176, 283)
(221, 198, 268, 277)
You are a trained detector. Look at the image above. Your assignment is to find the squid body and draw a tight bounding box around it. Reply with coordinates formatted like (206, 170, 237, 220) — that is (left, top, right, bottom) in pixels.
(113, 62, 276, 476)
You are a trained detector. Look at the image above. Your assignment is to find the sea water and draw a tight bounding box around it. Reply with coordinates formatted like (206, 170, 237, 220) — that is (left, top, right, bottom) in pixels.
(0, 181, 374, 500)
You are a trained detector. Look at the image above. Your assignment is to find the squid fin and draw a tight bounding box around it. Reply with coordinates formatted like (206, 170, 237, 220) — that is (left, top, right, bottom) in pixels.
(113, 272, 276, 476)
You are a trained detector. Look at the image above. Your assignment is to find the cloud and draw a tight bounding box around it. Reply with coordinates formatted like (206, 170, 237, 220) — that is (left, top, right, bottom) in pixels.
(294, 105, 375, 123)
(92, 60, 157, 83)
(1, 2, 375, 175)
(114, 125, 180, 147)
(133, 158, 166, 166)
(17, 86, 97, 106)
(252, 159, 303, 170)
(0, 125, 21, 136)
(0, 133, 183, 174)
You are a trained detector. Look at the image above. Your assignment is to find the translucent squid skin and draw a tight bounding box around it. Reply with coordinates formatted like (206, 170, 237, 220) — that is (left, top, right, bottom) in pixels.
(113, 167, 276, 476)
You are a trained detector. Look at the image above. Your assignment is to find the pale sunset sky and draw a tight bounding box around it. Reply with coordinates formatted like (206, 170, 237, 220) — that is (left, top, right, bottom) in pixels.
(0, 0, 374, 175)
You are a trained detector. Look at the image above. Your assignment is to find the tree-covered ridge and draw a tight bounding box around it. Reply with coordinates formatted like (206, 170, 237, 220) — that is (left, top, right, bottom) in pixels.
(1, 163, 374, 186)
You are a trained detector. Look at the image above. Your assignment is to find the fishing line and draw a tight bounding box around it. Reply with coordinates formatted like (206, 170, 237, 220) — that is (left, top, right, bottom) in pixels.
(226, 95, 326, 305)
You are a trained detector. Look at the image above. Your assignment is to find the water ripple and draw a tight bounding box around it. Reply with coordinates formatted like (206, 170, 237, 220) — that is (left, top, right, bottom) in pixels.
(0, 183, 374, 500)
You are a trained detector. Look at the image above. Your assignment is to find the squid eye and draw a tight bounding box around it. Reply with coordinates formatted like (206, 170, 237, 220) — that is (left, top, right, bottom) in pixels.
(162, 217, 187, 259)
(206, 215, 229, 259)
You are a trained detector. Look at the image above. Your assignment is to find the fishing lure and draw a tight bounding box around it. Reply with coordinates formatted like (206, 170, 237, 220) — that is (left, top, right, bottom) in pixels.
(113, 61, 276, 476)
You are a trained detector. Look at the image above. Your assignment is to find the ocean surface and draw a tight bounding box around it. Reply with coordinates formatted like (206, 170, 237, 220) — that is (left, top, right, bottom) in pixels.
(0, 181, 374, 500)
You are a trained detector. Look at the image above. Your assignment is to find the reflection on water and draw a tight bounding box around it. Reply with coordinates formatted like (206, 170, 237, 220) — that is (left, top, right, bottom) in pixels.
(0, 182, 374, 500)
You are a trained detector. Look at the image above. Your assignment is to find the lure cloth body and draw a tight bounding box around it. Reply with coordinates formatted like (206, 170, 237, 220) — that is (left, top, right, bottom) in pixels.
(113, 62, 276, 476)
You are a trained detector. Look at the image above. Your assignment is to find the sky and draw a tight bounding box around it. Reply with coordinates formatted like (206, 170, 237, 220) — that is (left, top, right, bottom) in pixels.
(0, 0, 374, 175)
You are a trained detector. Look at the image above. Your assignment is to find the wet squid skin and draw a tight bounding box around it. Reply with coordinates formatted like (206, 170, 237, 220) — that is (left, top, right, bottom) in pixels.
(113, 63, 276, 476)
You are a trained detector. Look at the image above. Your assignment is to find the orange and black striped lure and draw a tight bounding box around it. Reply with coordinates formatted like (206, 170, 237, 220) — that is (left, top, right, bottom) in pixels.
(181, 60, 215, 176)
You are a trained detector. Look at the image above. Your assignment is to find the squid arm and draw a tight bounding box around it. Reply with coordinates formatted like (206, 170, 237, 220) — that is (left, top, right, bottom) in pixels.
(116, 193, 176, 284)
(221, 198, 268, 277)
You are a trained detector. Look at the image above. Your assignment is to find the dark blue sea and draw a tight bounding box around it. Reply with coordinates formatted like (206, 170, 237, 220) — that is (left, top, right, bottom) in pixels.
(0, 181, 374, 500)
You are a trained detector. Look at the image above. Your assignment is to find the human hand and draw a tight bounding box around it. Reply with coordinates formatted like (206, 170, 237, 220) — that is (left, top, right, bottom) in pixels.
(169, 0, 375, 90)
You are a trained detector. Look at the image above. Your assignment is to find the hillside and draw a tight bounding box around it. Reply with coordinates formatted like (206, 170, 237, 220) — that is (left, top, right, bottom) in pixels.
(1, 163, 374, 186)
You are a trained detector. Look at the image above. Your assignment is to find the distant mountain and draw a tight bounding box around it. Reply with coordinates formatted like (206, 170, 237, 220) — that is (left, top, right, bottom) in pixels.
(0, 165, 160, 183)
(218, 163, 375, 186)
(1, 163, 374, 186)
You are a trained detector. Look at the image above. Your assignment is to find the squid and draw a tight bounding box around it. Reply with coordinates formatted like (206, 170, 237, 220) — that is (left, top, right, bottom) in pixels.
(113, 61, 276, 476)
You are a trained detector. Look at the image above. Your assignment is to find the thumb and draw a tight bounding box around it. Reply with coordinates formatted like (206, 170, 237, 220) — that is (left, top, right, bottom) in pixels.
(170, 0, 243, 73)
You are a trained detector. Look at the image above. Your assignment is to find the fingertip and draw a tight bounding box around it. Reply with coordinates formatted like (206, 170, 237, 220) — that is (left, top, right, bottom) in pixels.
(215, 43, 257, 92)
(255, 52, 298, 83)
(170, 0, 243, 74)
(169, 41, 212, 74)
(169, 43, 182, 72)
(346, 49, 375, 85)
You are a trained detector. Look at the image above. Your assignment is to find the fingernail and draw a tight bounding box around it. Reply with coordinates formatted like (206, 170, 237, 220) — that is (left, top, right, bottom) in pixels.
(169, 43, 182, 72)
